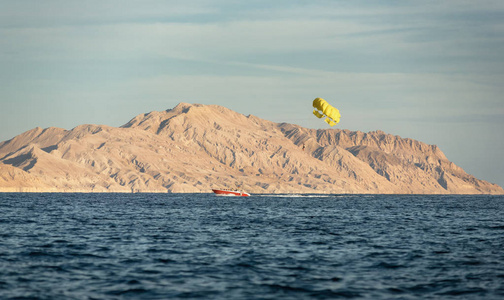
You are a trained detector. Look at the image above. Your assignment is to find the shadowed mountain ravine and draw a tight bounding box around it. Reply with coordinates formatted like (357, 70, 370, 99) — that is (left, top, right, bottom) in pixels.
(0, 103, 502, 194)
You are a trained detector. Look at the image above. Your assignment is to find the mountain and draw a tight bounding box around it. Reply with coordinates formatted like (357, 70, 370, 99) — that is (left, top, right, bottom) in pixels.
(0, 103, 502, 194)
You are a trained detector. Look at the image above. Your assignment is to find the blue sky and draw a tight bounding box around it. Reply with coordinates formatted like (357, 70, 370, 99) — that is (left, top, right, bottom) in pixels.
(1, 0, 503, 187)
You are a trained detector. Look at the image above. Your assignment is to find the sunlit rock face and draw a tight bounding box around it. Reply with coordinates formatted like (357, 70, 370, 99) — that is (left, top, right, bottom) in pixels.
(1, 103, 502, 194)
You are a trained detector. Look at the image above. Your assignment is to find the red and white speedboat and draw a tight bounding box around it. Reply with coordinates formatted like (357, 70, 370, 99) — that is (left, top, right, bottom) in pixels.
(212, 189, 250, 197)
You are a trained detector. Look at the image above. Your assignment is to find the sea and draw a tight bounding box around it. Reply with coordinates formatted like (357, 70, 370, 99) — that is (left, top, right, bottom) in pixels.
(1, 193, 503, 300)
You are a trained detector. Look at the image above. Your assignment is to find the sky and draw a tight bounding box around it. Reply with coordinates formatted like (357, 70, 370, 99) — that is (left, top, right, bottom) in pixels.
(1, 0, 503, 188)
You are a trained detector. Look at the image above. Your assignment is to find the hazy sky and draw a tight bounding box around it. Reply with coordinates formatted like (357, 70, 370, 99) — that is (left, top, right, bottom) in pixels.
(1, 0, 503, 187)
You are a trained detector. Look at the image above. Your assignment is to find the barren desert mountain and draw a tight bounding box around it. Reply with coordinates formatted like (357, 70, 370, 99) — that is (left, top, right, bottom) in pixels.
(0, 103, 502, 194)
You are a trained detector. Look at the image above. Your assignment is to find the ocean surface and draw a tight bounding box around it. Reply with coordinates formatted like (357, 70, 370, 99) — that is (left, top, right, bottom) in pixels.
(1, 193, 503, 300)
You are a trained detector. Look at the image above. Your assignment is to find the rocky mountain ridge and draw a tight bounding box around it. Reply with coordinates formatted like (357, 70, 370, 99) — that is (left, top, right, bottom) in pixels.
(0, 103, 502, 194)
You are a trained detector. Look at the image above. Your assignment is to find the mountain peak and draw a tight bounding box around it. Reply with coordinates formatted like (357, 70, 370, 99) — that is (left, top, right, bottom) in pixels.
(122, 103, 263, 135)
(169, 102, 200, 112)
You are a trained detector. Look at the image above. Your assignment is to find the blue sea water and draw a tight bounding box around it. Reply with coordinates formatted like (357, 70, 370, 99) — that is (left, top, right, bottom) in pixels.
(0, 193, 503, 300)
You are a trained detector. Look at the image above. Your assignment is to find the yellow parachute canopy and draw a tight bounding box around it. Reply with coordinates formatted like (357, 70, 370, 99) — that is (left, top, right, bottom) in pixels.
(312, 98, 341, 126)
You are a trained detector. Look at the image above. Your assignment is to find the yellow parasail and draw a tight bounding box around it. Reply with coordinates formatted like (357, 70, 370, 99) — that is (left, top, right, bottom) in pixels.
(312, 98, 341, 126)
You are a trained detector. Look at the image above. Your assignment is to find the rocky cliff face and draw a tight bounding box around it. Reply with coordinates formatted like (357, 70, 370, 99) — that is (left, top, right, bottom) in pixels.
(0, 103, 502, 194)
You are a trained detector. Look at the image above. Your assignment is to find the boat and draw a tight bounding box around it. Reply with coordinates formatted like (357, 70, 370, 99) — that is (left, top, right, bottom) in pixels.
(212, 189, 250, 197)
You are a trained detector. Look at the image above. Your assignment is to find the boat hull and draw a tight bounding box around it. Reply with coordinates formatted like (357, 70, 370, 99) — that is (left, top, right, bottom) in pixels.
(212, 189, 250, 197)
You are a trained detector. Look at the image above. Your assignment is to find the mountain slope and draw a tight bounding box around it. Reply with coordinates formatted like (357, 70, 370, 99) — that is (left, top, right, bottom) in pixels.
(0, 103, 502, 194)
